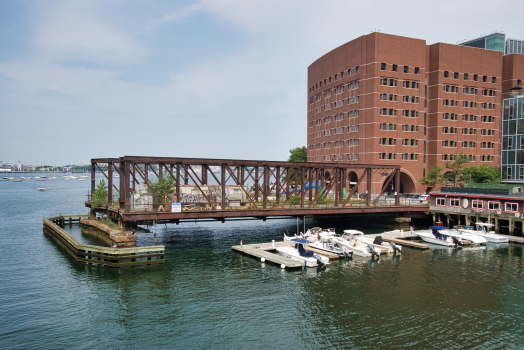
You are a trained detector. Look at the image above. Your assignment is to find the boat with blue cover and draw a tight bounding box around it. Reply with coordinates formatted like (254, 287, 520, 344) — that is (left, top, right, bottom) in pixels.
(276, 241, 330, 267)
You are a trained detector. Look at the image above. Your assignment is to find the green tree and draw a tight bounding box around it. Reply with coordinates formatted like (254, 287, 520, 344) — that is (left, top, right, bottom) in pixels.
(287, 146, 307, 163)
(444, 153, 470, 186)
(91, 179, 108, 208)
(285, 146, 307, 185)
(418, 165, 443, 190)
(465, 164, 501, 184)
(147, 176, 176, 201)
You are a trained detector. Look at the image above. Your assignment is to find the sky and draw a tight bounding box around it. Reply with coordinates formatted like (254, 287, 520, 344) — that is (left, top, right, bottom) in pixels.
(1, 0, 524, 166)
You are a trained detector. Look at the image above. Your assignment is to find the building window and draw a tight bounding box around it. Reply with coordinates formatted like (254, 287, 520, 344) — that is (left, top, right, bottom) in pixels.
(454, 72, 459, 79)
(505, 203, 518, 213)
(488, 201, 500, 211)
(464, 73, 468, 80)
(436, 198, 446, 206)
(392, 64, 398, 72)
(473, 74, 478, 81)
(492, 77, 496, 83)
(472, 200, 483, 209)
(356, 66, 360, 74)
(381, 63, 386, 70)
(414, 67, 420, 75)
(444, 71, 449, 78)
(450, 198, 460, 207)
(404, 66, 409, 73)
(483, 76, 487, 82)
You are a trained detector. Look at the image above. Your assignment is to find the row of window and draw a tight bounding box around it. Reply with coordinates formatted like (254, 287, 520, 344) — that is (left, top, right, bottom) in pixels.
(441, 127, 496, 135)
(312, 153, 360, 161)
(381, 78, 398, 87)
(441, 141, 495, 149)
(310, 67, 360, 92)
(401, 153, 418, 160)
(435, 197, 518, 212)
(380, 63, 421, 75)
(441, 154, 479, 161)
(310, 110, 361, 126)
(402, 96, 419, 103)
(443, 85, 479, 95)
(443, 71, 497, 84)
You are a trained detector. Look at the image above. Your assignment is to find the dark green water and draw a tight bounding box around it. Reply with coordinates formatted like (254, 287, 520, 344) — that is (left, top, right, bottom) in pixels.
(1, 176, 523, 349)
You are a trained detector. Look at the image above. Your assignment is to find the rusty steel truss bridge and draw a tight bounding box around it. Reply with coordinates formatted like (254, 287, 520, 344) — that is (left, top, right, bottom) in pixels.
(87, 156, 428, 229)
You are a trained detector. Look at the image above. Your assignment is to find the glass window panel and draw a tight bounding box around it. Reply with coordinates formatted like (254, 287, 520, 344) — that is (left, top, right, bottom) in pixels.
(517, 151, 524, 164)
(510, 120, 517, 135)
(509, 151, 516, 164)
(518, 120, 524, 134)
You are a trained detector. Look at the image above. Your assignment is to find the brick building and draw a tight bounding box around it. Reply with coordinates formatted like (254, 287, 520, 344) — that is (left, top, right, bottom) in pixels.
(307, 32, 524, 194)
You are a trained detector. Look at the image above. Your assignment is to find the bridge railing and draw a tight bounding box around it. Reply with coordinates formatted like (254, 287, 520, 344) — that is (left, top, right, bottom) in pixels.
(117, 198, 428, 213)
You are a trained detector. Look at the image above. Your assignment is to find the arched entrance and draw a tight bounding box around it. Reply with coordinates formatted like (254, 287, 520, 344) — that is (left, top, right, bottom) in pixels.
(347, 171, 358, 192)
(381, 171, 417, 194)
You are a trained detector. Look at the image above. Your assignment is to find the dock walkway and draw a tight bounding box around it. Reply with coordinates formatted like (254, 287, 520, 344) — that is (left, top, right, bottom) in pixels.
(232, 241, 304, 269)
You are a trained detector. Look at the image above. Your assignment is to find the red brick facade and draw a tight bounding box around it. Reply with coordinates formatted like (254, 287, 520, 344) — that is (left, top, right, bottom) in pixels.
(307, 32, 524, 194)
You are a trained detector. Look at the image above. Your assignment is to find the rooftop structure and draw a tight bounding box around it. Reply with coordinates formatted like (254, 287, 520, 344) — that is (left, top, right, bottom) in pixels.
(460, 32, 506, 53)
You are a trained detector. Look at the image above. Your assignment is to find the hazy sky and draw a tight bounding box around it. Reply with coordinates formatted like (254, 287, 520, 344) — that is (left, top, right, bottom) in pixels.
(1, 0, 523, 165)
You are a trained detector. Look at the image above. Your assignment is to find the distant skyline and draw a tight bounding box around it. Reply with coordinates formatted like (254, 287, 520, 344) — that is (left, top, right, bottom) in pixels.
(1, 0, 524, 165)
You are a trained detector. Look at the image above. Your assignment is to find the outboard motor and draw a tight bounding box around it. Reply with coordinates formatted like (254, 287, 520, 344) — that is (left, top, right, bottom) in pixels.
(367, 244, 380, 258)
(342, 247, 352, 258)
(451, 236, 464, 247)
(389, 242, 402, 253)
(314, 254, 325, 266)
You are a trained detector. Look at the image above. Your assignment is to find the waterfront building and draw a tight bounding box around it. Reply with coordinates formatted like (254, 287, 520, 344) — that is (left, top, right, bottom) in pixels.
(429, 186, 524, 236)
(307, 32, 524, 194)
(501, 94, 524, 182)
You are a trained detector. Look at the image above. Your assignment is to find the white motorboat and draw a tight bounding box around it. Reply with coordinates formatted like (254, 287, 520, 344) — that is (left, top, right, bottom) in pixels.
(284, 227, 336, 243)
(306, 236, 352, 257)
(459, 223, 509, 243)
(48, 177, 58, 180)
(276, 242, 330, 267)
(416, 226, 466, 247)
(333, 230, 382, 258)
(360, 234, 402, 254)
(38, 186, 46, 191)
(446, 229, 487, 245)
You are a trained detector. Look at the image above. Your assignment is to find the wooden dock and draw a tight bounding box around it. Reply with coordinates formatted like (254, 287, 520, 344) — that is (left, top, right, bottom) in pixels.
(44, 215, 165, 268)
(381, 237, 430, 249)
(232, 241, 304, 269)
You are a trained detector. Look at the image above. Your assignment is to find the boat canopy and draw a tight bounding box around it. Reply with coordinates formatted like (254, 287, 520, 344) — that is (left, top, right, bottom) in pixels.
(429, 226, 449, 230)
(343, 229, 364, 235)
(290, 239, 309, 244)
(296, 243, 314, 258)
(476, 223, 493, 227)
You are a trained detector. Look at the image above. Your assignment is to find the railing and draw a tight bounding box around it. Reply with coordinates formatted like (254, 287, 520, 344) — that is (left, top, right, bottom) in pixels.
(110, 198, 428, 213)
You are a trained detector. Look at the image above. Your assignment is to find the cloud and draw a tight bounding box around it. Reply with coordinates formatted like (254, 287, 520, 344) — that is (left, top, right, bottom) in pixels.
(33, 0, 145, 64)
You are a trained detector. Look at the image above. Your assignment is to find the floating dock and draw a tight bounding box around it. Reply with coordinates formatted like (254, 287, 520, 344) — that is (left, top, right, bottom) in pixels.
(232, 241, 305, 269)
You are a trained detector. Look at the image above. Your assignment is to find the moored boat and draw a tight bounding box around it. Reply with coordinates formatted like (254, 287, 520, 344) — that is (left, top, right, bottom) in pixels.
(459, 223, 509, 243)
(333, 230, 381, 258)
(276, 242, 330, 267)
(416, 226, 465, 247)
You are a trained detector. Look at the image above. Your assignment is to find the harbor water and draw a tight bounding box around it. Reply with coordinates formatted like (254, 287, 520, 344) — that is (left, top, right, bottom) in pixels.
(1, 176, 523, 349)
